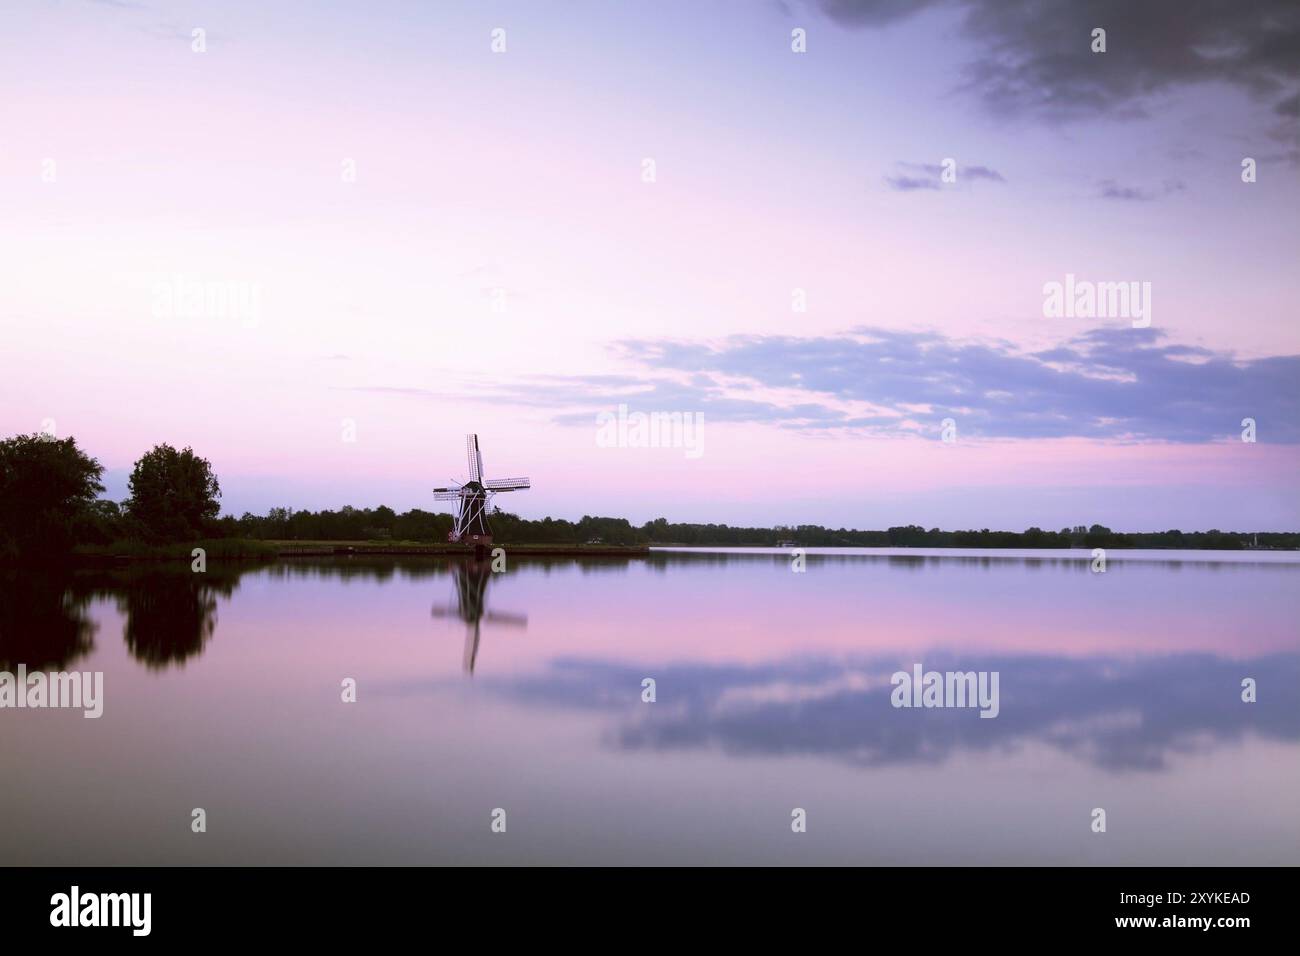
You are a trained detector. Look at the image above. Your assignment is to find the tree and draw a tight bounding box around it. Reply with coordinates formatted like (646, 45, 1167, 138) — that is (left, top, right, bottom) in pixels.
(73, 498, 127, 545)
(0, 433, 105, 560)
(125, 444, 221, 542)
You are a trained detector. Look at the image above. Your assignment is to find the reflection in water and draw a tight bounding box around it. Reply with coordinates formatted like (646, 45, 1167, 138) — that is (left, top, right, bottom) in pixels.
(112, 572, 235, 670)
(430, 560, 527, 673)
(483, 653, 1300, 772)
(0, 570, 97, 670)
(2, 556, 547, 674)
(646, 548, 1300, 572)
(6, 551, 1298, 754)
(2, 549, 1298, 865)
(0, 564, 248, 671)
(4, 550, 1296, 680)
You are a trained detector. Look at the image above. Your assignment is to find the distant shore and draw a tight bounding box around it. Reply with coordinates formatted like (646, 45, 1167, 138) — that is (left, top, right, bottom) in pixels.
(50, 536, 1297, 566)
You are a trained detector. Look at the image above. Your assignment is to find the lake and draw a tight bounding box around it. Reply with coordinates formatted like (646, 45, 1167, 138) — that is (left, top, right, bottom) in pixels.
(2, 548, 1298, 865)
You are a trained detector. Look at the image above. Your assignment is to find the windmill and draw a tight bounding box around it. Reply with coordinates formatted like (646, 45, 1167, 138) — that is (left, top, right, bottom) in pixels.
(433, 434, 530, 546)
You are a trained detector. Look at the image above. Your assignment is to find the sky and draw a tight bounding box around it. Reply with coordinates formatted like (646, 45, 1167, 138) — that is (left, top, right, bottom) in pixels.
(1, 0, 1297, 531)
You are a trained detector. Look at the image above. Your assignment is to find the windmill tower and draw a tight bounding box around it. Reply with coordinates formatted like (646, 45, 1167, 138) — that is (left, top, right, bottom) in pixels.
(433, 434, 530, 546)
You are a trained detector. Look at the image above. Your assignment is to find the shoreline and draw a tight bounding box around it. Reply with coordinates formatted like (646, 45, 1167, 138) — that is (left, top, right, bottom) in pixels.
(60, 540, 651, 565)
(275, 542, 651, 558)
(34, 539, 1297, 567)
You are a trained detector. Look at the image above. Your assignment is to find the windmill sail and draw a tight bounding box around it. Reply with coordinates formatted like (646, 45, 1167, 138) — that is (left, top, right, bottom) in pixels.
(466, 434, 482, 482)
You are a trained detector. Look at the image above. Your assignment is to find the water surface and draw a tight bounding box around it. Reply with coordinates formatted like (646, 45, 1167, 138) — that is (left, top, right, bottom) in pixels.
(2, 549, 1297, 865)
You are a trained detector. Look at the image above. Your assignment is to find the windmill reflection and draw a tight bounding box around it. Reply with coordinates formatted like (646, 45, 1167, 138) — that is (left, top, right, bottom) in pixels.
(431, 560, 526, 674)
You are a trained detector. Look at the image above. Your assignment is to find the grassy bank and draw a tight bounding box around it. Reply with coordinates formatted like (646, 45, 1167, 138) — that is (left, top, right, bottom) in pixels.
(72, 538, 280, 562)
(62, 538, 648, 563)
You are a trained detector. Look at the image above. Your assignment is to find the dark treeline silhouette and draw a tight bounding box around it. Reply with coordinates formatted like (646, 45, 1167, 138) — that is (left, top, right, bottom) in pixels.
(0, 434, 105, 561)
(635, 520, 1297, 550)
(225, 507, 647, 546)
(1, 433, 226, 561)
(228, 509, 1298, 551)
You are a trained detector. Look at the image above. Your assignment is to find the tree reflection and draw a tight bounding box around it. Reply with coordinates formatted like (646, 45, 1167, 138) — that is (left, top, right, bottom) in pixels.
(0, 570, 97, 670)
(114, 573, 228, 669)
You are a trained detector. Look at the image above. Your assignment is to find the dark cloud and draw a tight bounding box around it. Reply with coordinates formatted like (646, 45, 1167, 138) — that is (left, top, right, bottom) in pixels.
(885, 174, 940, 191)
(1099, 181, 1153, 201)
(1098, 178, 1186, 200)
(887, 161, 1006, 191)
(352, 325, 1300, 443)
(352, 375, 869, 429)
(964, 164, 1006, 181)
(819, 0, 943, 27)
(819, 0, 1300, 123)
(612, 325, 1300, 442)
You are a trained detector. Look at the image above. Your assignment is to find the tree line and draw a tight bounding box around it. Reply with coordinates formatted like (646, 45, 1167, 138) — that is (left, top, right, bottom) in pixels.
(3, 432, 1295, 561)
(1, 434, 221, 561)
(207, 512, 1300, 551)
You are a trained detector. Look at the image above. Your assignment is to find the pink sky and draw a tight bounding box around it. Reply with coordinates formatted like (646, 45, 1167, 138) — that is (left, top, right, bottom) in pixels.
(2, 1, 1297, 529)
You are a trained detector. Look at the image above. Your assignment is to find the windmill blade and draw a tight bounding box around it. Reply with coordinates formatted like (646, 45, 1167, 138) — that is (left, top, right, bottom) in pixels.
(483, 477, 530, 490)
(433, 492, 464, 500)
(484, 610, 528, 627)
(466, 434, 482, 482)
(432, 485, 462, 493)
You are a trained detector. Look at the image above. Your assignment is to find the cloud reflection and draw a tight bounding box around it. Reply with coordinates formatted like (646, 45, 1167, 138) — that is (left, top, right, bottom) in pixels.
(485, 652, 1300, 772)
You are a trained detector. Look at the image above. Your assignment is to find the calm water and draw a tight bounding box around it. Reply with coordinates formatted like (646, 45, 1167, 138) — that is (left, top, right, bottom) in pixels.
(2, 549, 1298, 865)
